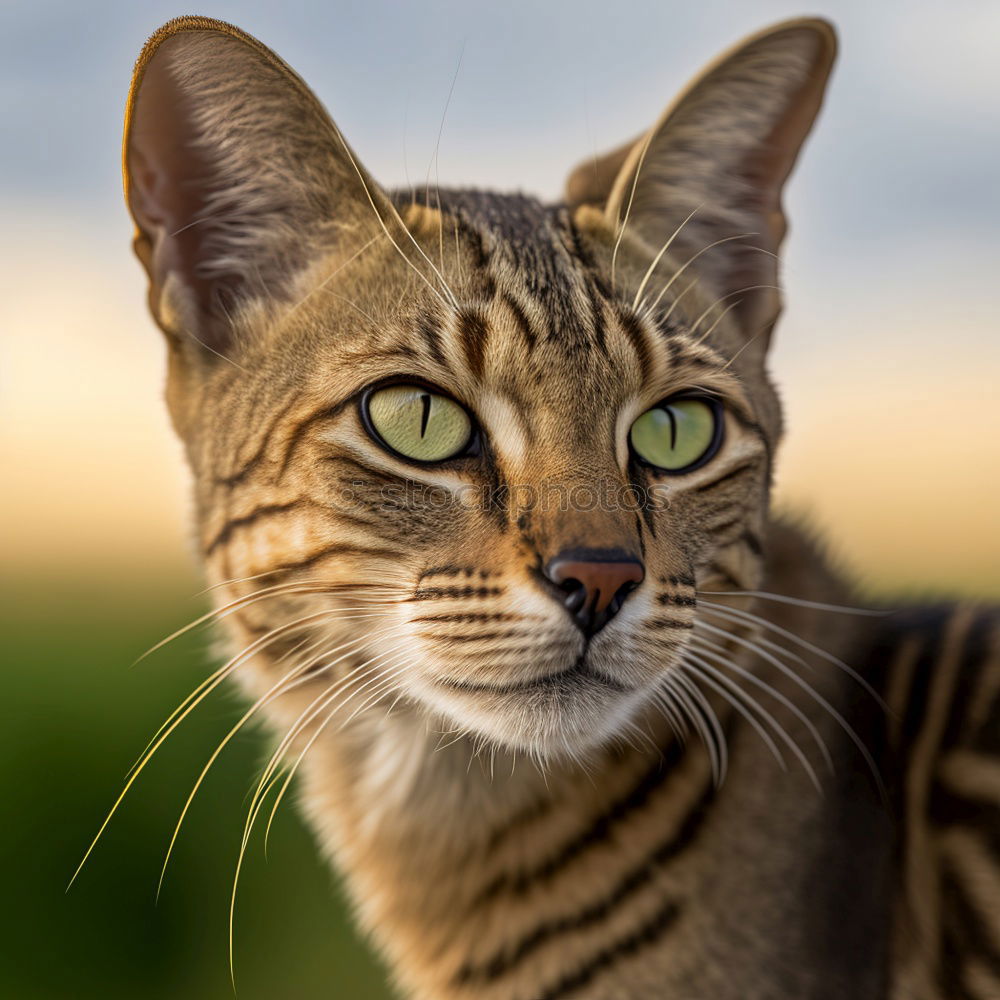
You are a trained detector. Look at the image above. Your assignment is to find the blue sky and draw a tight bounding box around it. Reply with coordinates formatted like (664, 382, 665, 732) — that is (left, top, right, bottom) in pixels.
(5, 1, 999, 230)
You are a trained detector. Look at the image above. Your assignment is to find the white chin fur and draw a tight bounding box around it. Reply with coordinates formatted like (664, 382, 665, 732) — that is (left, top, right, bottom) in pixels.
(410, 674, 652, 760)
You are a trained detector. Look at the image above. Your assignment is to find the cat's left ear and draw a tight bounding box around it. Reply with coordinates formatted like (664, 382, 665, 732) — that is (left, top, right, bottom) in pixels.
(567, 18, 836, 358)
(124, 16, 388, 359)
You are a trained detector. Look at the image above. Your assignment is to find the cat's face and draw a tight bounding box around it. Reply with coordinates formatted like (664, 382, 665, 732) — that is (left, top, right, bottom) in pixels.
(126, 18, 834, 759)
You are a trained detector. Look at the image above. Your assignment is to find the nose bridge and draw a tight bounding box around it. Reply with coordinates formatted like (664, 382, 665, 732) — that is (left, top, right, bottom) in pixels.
(516, 459, 642, 561)
(505, 369, 640, 559)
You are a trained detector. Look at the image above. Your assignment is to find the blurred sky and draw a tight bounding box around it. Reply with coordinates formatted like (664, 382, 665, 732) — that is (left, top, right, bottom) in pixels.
(2, 0, 998, 593)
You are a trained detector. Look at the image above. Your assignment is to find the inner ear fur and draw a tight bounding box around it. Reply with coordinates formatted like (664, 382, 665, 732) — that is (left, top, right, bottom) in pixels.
(124, 16, 388, 358)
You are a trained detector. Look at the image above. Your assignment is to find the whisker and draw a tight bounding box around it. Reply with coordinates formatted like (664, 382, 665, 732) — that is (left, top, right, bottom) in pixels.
(688, 283, 781, 343)
(231, 648, 416, 981)
(643, 233, 758, 317)
(680, 658, 791, 779)
(135, 582, 399, 666)
(686, 648, 824, 792)
(690, 635, 834, 774)
(690, 299, 742, 346)
(695, 617, 887, 803)
(647, 686, 690, 745)
(246, 627, 412, 835)
(630, 205, 701, 310)
(698, 590, 889, 616)
(321, 290, 382, 329)
(282, 233, 384, 324)
(330, 117, 458, 312)
(426, 42, 465, 275)
(670, 670, 728, 785)
(698, 601, 888, 711)
(263, 657, 417, 848)
(610, 127, 656, 292)
(67, 609, 339, 891)
(660, 275, 700, 323)
(156, 655, 319, 899)
(126, 604, 395, 778)
(155, 613, 399, 896)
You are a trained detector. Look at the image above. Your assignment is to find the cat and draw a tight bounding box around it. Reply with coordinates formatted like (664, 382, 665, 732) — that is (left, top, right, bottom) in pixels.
(109, 13, 999, 999)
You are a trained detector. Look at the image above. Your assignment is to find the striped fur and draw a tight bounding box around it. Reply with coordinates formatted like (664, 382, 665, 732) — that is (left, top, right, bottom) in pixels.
(121, 15, 999, 999)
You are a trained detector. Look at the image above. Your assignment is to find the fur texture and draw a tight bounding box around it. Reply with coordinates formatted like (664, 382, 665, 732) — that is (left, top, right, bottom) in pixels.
(119, 16, 1000, 999)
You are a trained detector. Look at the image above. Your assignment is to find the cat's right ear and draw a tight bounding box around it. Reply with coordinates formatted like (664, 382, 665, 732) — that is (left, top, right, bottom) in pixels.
(565, 19, 836, 361)
(124, 17, 386, 360)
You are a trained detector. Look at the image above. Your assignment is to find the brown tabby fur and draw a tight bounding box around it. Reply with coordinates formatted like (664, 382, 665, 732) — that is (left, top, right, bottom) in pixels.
(117, 14, 1000, 1000)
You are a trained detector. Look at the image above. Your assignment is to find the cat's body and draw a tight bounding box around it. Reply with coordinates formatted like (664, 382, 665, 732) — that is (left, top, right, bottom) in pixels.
(117, 15, 1000, 999)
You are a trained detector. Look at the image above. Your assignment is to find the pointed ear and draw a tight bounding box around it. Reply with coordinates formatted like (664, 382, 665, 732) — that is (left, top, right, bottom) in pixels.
(124, 16, 386, 358)
(575, 19, 835, 356)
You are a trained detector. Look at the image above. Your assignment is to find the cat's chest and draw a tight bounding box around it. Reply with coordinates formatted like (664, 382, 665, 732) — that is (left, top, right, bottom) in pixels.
(315, 718, 894, 1000)
(475, 746, 892, 999)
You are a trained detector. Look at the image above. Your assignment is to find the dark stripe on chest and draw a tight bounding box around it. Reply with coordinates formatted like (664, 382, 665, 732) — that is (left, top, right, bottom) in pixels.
(456, 775, 713, 984)
(470, 741, 688, 906)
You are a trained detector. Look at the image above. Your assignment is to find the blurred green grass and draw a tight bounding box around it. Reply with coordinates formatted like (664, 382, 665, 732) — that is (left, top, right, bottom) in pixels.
(0, 571, 392, 999)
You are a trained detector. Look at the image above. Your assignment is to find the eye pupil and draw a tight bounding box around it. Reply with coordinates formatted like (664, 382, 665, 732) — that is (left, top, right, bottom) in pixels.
(419, 393, 431, 438)
(665, 406, 677, 449)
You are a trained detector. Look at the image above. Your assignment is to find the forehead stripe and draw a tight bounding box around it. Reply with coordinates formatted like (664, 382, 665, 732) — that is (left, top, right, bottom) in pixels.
(502, 292, 537, 354)
(417, 312, 449, 368)
(618, 309, 653, 375)
(459, 309, 490, 380)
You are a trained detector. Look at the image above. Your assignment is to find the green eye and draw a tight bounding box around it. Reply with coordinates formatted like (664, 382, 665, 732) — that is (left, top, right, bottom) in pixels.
(629, 398, 722, 472)
(363, 384, 474, 463)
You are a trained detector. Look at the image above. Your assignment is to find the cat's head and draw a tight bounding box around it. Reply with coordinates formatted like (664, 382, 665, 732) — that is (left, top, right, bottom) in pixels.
(126, 16, 835, 759)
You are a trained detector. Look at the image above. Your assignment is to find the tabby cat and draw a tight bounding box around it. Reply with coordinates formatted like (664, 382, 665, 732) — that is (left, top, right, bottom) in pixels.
(108, 14, 1000, 1000)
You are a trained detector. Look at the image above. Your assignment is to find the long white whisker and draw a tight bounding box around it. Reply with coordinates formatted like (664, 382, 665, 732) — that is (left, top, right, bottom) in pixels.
(155, 613, 400, 896)
(687, 648, 824, 792)
(329, 119, 457, 311)
(156, 653, 322, 898)
(670, 670, 728, 785)
(426, 42, 465, 274)
(126, 605, 395, 777)
(645, 233, 758, 316)
(135, 582, 398, 666)
(67, 608, 339, 890)
(680, 658, 790, 778)
(698, 590, 889, 616)
(231, 646, 416, 982)
(660, 275, 700, 323)
(246, 626, 411, 830)
(610, 128, 656, 292)
(689, 283, 781, 343)
(283, 233, 384, 324)
(647, 684, 690, 744)
(690, 635, 834, 774)
(695, 618, 887, 803)
(698, 601, 888, 711)
(630, 205, 701, 310)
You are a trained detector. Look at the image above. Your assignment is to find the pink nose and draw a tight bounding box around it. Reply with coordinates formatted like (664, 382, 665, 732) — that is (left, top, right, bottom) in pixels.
(545, 550, 645, 635)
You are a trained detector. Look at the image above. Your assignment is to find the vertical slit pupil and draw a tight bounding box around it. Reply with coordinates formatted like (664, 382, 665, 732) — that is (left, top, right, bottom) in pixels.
(419, 393, 432, 438)
(665, 406, 678, 450)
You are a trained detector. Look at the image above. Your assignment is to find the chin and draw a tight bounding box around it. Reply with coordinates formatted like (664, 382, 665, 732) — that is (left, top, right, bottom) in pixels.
(411, 658, 658, 761)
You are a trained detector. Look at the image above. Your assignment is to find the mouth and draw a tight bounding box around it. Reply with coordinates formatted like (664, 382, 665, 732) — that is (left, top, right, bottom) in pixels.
(434, 654, 632, 696)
